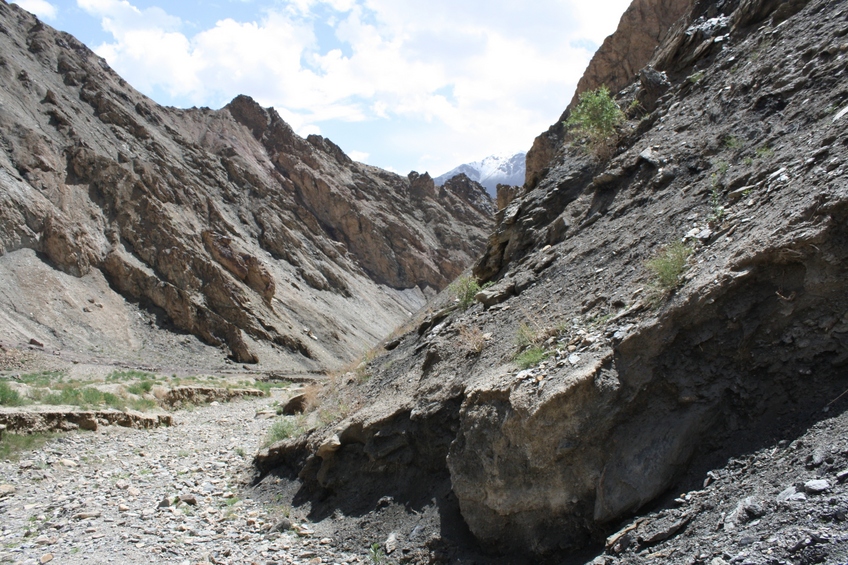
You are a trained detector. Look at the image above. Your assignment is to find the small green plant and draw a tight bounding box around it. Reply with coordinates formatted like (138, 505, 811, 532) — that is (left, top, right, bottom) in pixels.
(264, 417, 304, 447)
(646, 242, 693, 292)
(755, 145, 775, 158)
(687, 71, 705, 83)
(0, 382, 25, 406)
(723, 135, 742, 149)
(714, 160, 729, 175)
(449, 275, 484, 310)
(566, 86, 624, 155)
(743, 156, 754, 166)
(369, 542, 386, 565)
(626, 99, 646, 118)
(514, 347, 550, 369)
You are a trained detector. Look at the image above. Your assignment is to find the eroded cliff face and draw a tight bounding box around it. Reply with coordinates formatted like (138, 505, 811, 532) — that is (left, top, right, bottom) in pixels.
(0, 2, 493, 369)
(255, 0, 848, 560)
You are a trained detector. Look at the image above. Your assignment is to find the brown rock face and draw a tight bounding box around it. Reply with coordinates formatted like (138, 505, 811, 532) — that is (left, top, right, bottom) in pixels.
(525, 0, 692, 189)
(568, 0, 693, 109)
(0, 2, 494, 368)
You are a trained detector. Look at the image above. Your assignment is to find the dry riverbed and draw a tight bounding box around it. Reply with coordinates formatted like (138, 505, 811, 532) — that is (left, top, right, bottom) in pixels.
(0, 389, 368, 565)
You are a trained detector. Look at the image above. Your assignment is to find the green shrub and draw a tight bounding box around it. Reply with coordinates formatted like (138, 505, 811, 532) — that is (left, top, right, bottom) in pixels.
(0, 382, 25, 406)
(646, 242, 693, 291)
(449, 275, 483, 310)
(514, 347, 550, 369)
(566, 86, 624, 149)
(127, 381, 154, 395)
(264, 417, 304, 447)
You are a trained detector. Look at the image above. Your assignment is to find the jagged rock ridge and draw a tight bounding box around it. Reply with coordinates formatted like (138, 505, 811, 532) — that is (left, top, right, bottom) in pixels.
(0, 1, 494, 370)
(255, 0, 848, 561)
(434, 152, 526, 198)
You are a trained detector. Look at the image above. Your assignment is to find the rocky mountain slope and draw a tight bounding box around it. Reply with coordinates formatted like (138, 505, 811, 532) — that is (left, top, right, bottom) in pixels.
(0, 1, 494, 372)
(434, 153, 526, 197)
(255, 0, 848, 561)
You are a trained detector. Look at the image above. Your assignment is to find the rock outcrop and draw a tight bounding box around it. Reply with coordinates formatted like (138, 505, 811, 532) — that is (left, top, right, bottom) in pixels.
(525, 0, 692, 189)
(0, 1, 493, 370)
(255, 0, 848, 560)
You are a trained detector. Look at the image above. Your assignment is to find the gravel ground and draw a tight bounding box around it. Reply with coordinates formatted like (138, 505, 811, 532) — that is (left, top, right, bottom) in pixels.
(0, 392, 365, 565)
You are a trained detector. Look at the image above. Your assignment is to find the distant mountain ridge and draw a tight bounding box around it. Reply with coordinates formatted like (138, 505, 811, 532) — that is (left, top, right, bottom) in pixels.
(434, 152, 525, 196)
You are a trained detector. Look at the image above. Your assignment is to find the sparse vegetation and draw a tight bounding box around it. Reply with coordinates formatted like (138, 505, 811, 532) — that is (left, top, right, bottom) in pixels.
(0, 432, 57, 461)
(126, 380, 154, 395)
(369, 542, 386, 565)
(646, 242, 693, 292)
(516, 322, 540, 349)
(17, 370, 65, 386)
(107, 369, 155, 381)
(626, 99, 646, 118)
(458, 324, 487, 354)
(514, 347, 550, 369)
(687, 71, 705, 83)
(723, 135, 742, 149)
(251, 380, 291, 395)
(0, 381, 25, 406)
(566, 86, 624, 156)
(755, 145, 775, 158)
(264, 417, 304, 446)
(450, 275, 485, 310)
(709, 183, 726, 225)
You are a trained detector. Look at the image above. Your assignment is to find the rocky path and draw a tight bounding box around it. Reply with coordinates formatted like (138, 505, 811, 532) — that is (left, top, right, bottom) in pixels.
(0, 393, 363, 565)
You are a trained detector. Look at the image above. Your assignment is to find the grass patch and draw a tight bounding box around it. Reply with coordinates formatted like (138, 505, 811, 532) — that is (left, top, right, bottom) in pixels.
(264, 417, 304, 447)
(17, 371, 65, 386)
(0, 382, 25, 406)
(723, 135, 742, 149)
(514, 347, 550, 369)
(755, 145, 775, 158)
(0, 433, 57, 461)
(39, 387, 143, 411)
(646, 242, 693, 292)
(126, 381, 154, 395)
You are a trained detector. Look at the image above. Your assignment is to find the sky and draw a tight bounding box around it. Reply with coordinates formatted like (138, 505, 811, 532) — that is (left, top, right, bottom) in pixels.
(12, 0, 632, 176)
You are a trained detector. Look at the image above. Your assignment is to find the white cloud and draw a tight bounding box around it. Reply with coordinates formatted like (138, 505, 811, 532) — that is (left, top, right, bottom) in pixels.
(13, 0, 58, 20)
(75, 0, 634, 174)
(348, 150, 369, 163)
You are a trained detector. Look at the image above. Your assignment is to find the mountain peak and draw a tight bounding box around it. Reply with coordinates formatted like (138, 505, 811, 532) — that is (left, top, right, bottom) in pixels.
(434, 152, 526, 197)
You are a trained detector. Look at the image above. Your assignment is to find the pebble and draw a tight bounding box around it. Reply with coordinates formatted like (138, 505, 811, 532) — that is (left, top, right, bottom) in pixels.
(804, 479, 831, 494)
